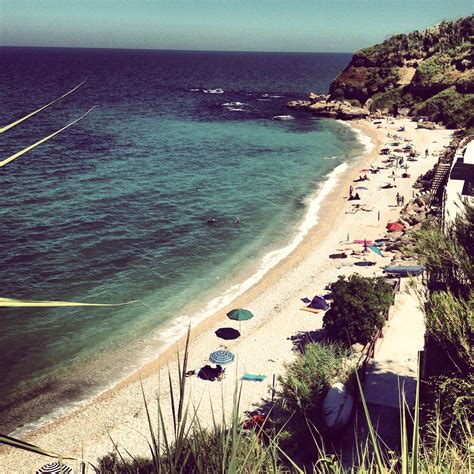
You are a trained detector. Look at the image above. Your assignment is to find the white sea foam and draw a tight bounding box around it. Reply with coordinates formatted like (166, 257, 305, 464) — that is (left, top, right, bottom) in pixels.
(337, 120, 375, 154)
(203, 88, 224, 94)
(273, 115, 294, 120)
(223, 101, 244, 106)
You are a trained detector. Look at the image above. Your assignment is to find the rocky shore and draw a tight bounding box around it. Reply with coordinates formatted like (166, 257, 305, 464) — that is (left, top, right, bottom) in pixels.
(288, 94, 370, 120)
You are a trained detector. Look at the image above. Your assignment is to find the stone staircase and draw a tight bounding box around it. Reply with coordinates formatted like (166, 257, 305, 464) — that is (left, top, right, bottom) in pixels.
(430, 162, 451, 200)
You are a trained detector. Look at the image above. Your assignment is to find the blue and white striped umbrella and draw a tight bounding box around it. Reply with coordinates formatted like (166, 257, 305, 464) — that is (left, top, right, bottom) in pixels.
(37, 462, 72, 474)
(209, 350, 235, 365)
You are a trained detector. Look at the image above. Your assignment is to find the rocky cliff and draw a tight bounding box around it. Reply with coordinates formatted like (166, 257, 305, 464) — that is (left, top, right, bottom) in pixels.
(291, 16, 473, 128)
(329, 15, 473, 128)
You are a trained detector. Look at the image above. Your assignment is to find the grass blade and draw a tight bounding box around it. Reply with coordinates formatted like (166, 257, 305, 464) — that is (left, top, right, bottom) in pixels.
(0, 80, 86, 134)
(411, 362, 420, 474)
(0, 106, 96, 168)
(355, 370, 385, 471)
(0, 296, 138, 308)
(0, 433, 75, 460)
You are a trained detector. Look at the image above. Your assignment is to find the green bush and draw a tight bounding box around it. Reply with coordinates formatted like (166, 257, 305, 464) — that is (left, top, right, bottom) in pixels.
(409, 203, 473, 297)
(370, 87, 414, 113)
(348, 99, 361, 107)
(416, 54, 455, 85)
(415, 86, 474, 128)
(409, 203, 474, 440)
(332, 87, 345, 100)
(276, 342, 355, 461)
(323, 274, 393, 345)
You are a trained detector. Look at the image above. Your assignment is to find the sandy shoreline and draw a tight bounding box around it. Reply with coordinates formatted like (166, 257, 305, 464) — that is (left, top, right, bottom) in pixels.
(0, 117, 453, 471)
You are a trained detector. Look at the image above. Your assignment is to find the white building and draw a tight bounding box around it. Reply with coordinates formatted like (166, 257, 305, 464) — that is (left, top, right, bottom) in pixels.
(443, 139, 474, 225)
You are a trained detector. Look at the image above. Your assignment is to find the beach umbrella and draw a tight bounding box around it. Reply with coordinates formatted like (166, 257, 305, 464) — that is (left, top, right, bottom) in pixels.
(386, 222, 405, 232)
(227, 308, 254, 332)
(209, 350, 235, 365)
(37, 462, 72, 474)
(215, 327, 240, 340)
(227, 308, 253, 321)
(355, 186, 368, 190)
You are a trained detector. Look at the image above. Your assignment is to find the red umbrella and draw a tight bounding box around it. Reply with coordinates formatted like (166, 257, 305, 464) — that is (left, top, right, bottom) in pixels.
(386, 222, 405, 232)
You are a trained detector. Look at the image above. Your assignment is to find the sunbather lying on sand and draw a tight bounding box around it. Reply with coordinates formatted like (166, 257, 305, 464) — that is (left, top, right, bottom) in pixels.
(197, 364, 225, 381)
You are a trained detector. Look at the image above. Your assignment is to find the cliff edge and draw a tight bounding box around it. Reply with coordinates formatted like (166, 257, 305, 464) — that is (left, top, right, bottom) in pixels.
(293, 15, 473, 128)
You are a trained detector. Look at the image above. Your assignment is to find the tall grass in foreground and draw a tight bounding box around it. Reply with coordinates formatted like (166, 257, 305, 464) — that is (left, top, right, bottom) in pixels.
(96, 338, 473, 473)
(406, 202, 473, 440)
(98, 329, 284, 473)
(3, 335, 471, 472)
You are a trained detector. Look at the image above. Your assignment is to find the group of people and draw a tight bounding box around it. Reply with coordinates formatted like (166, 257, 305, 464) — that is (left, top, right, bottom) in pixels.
(198, 364, 225, 381)
(348, 185, 360, 200)
(396, 192, 405, 206)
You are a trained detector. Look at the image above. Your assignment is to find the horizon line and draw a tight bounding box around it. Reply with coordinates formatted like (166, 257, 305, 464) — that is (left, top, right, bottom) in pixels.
(0, 44, 353, 55)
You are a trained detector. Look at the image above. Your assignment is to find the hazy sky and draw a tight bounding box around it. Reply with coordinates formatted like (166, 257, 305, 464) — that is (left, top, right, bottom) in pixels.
(0, 0, 472, 52)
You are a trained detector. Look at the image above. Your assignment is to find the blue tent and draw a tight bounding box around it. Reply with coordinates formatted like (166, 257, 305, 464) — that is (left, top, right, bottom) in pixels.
(310, 295, 330, 310)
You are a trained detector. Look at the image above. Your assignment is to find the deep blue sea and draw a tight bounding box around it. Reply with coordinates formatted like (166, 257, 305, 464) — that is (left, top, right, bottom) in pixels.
(0, 48, 361, 433)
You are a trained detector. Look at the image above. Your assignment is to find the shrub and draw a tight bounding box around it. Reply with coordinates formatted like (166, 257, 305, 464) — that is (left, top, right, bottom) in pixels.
(409, 202, 473, 298)
(414, 86, 474, 128)
(323, 274, 393, 345)
(276, 342, 355, 461)
(332, 87, 345, 100)
(97, 428, 278, 473)
(370, 87, 414, 113)
(409, 203, 474, 440)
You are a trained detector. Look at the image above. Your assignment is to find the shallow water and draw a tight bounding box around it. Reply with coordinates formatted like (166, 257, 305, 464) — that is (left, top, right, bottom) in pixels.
(0, 48, 364, 433)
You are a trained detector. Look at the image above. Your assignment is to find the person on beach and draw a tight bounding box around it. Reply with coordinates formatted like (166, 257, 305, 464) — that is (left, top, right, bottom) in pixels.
(425, 148, 429, 157)
(396, 192, 401, 206)
(349, 185, 353, 198)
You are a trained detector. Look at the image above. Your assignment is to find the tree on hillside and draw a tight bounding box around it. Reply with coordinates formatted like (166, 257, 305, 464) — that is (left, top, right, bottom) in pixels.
(323, 274, 393, 346)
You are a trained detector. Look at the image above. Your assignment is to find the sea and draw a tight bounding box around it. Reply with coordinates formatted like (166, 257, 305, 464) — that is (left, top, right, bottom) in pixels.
(0, 48, 365, 434)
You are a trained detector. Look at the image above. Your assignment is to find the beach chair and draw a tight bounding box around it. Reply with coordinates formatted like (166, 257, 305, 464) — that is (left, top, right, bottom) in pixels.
(241, 373, 267, 382)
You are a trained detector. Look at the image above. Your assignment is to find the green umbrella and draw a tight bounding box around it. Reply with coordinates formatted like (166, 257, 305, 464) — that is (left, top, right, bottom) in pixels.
(226, 308, 254, 333)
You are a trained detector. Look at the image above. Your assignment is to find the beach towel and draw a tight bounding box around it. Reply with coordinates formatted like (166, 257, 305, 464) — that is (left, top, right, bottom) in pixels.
(300, 306, 322, 314)
(241, 374, 267, 382)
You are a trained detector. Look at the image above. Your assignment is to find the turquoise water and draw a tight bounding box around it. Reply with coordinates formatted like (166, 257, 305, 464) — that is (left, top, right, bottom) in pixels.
(0, 48, 362, 433)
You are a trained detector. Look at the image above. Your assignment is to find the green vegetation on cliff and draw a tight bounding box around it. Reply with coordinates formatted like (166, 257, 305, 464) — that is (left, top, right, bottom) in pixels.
(329, 15, 473, 128)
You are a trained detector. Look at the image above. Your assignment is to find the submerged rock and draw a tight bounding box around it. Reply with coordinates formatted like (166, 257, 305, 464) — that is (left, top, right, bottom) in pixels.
(287, 100, 312, 108)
